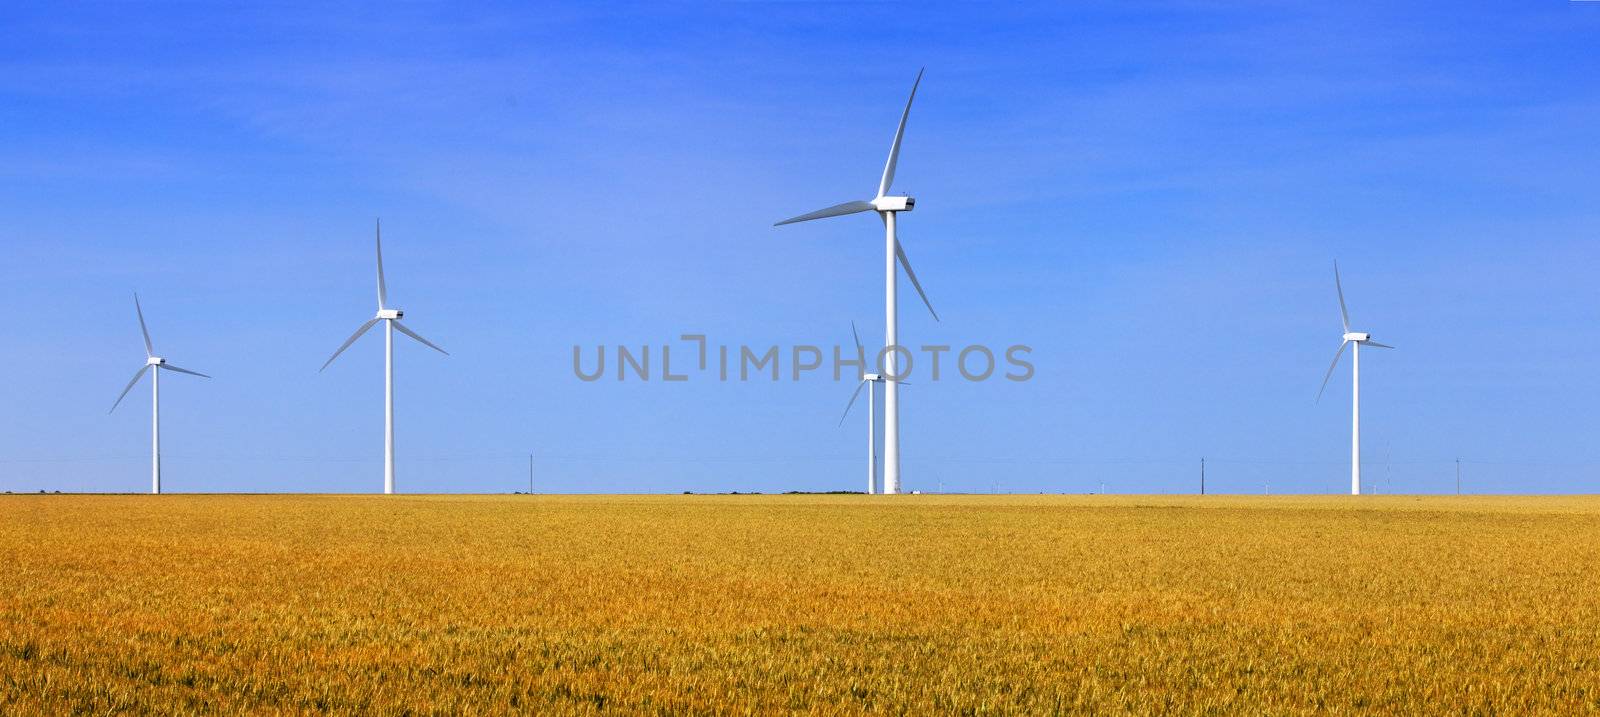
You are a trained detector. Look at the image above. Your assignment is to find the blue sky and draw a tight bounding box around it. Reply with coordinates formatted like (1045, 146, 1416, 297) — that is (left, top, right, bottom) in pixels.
(2, 2, 1598, 494)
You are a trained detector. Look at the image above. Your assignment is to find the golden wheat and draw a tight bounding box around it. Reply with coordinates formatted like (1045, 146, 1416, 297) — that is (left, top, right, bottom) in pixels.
(2, 494, 1599, 714)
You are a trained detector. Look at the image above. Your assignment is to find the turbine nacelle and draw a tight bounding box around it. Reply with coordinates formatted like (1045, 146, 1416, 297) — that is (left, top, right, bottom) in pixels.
(1343, 332, 1370, 342)
(377, 308, 404, 320)
(146, 356, 166, 366)
(871, 195, 914, 213)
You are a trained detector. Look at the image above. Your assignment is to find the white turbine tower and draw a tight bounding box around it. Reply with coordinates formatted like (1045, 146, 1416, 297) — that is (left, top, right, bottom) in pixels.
(777, 69, 939, 495)
(1317, 262, 1394, 495)
(320, 220, 448, 494)
(839, 322, 887, 494)
(109, 294, 210, 494)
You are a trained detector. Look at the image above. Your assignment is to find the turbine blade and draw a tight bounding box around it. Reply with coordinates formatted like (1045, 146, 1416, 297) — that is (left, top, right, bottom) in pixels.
(1363, 340, 1395, 349)
(161, 363, 211, 379)
(850, 320, 865, 363)
(1334, 261, 1350, 333)
(320, 318, 379, 372)
(774, 200, 875, 226)
(878, 68, 924, 198)
(109, 365, 150, 413)
(895, 239, 939, 321)
(134, 293, 154, 357)
(1316, 341, 1349, 403)
(375, 219, 388, 310)
(393, 320, 448, 356)
(838, 379, 868, 427)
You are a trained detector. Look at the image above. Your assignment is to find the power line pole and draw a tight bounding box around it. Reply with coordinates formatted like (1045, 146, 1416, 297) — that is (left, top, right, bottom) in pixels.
(1455, 457, 1461, 495)
(1200, 457, 1206, 495)
(528, 451, 534, 495)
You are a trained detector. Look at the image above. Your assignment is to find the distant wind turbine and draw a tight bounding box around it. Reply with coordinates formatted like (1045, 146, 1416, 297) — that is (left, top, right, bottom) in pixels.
(109, 294, 210, 494)
(1384, 441, 1393, 495)
(839, 322, 888, 494)
(777, 69, 939, 495)
(320, 220, 448, 494)
(1316, 261, 1394, 496)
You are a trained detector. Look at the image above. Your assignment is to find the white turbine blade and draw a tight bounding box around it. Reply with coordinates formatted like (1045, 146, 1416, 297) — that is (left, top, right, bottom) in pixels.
(109, 365, 150, 413)
(161, 363, 211, 379)
(320, 318, 379, 372)
(1316, 341, 1349, 403)
(895, 239, 939, 321)
(393, 320, 448, 356)
(375, 219, 388, 310)
(774, 200, 875, 226)
(1334, 261, 1350, 333)
(850, 320, 865, 361)
(838, 379, 869, 427)
(133, 293, 154, 357)
(1363, 340, 1395, 349)
(878, 68, 924, 198)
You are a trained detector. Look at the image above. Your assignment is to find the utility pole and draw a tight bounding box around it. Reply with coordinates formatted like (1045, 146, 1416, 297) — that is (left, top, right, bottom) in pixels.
(1200, 457, 1206, 495)
(1455, 457, 1461, 495)
(528, 451, 534, 494)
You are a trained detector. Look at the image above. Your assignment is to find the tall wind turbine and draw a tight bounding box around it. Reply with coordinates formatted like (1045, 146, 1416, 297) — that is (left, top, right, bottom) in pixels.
(109, 294, 211, 494)
(320, 220, 448, 494)
(1317, 262, 1394, 495)
(776, 69, 939, 495)
(839, 322, 886, 494)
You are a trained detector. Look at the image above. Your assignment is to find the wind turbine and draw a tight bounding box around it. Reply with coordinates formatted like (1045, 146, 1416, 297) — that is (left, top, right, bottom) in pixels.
(776, 69, 939, 496)
(839, 322, 887, 494)
(109, 294, 210, 494)
(1316, 262, 1394, 495)
(320, 220, 448, 494)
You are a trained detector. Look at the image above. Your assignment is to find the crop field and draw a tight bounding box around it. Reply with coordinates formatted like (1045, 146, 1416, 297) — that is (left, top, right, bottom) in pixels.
(3, 494, 1600, 714)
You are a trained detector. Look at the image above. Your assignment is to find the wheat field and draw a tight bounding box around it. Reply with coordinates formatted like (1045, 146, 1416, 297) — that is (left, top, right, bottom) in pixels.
(2, 494, 1599, 714)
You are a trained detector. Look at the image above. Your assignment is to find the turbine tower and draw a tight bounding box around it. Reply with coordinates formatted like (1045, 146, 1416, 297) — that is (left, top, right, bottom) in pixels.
(109, 294, 210, 494)
(839, 322, 887, 494)
(776, 69, 939, 495)
(321, 220, 448, 494)
(1317, 262, 1394, 495)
